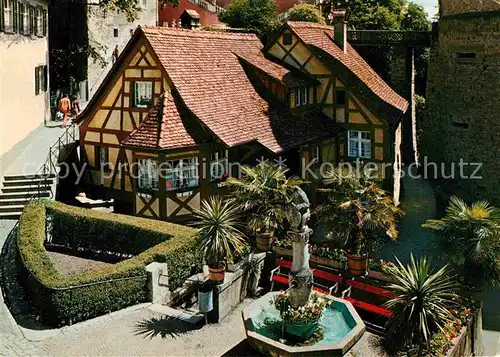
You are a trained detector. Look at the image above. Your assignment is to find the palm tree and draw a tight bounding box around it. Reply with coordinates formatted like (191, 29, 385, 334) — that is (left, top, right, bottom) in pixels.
(422, 196, 500, 289)
(226, 162, 302, 250)
(317, 167, 403, 274)
(194, 196, 248, 283)
(384, 254, 459, 352)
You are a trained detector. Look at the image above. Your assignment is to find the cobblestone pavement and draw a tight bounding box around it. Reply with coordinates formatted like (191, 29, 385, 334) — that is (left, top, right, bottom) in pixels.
(0, 219, 41, 357)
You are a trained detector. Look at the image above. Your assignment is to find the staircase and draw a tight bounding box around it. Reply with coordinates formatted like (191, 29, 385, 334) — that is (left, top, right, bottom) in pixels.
(0, 174, 55, 219)
(0, 125, 79, 220)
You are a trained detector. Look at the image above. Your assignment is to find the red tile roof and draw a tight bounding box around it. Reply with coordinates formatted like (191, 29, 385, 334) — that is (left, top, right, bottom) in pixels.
(141, 26, 295, 153)
(235, 50, 315, 87)
(122, 93, 196, 150)
(285, 21, 408, 114)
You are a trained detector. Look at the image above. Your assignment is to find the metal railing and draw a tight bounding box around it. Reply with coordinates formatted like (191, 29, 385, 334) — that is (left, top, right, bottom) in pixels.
(347, 30, 432, 47)
(188, 0, 225, 13)
(28, 124, 79, 203)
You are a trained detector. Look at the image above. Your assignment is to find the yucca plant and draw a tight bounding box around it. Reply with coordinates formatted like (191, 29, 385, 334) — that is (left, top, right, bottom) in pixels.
(423, 196, 500, 289)
(384, 254, 459, 352)
(194, 197, 247, 283)
(226, 162, 302, 250)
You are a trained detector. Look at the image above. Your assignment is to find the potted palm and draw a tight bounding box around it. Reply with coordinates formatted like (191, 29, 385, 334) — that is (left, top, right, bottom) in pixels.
(194, 196, 247, 284)
(384, 254, 459, 354)
(318, 168, 403, 275)
(226, 162, 302, 251)
(423, 196, 500, 295)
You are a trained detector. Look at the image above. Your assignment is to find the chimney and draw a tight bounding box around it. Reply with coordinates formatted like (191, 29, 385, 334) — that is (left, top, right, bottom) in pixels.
(332, 8, 347, 52)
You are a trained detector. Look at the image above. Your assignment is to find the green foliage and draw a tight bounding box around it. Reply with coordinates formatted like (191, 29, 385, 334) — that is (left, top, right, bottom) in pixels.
(401, 2, 431, 31)
(288, 4, 325, 24)
(226, 162, 302, 234)
(423, 196, 500, 289)
(194, 197, 247, 266)
(384, 254, 459, 351)
(218, 0, 280, 39)
(317, 168, 403, 255)
(17, 200, 201, 326)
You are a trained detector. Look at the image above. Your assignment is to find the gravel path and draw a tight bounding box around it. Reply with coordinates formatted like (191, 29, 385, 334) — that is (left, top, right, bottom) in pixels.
(47, 251, 112, 276)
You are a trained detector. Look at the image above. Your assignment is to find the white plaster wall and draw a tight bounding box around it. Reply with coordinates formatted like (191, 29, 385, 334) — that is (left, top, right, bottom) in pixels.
(87, 0, 157, 96)
(0, 1, 49, 168)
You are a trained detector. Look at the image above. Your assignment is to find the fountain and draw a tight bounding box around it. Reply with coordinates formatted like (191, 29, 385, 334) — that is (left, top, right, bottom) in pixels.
(242, 187, 366, 356)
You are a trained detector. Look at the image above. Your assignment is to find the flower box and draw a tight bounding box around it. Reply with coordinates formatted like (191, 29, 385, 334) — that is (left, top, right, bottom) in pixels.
(310, 254, 345, 270)
(227, 252, 253, 272)
(273, 246, 293, 258)
(367, 270, 395, 282)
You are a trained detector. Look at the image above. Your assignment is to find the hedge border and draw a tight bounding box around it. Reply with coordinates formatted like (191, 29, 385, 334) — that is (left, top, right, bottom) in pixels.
(17, 200, 201, 326)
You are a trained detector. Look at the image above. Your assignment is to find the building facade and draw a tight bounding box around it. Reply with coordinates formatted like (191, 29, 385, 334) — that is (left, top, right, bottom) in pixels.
(423, 0, 500, 203)
(76, 19, 406, 222)
(158, 0, 223, 28)
(0, 0, 49, 173)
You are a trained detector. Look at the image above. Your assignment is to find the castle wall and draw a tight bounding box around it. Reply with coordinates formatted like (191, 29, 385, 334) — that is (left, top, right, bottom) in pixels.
(439, 0, 500, 16)
(86, 0, 157, 98)
(423, 11, 500, 202)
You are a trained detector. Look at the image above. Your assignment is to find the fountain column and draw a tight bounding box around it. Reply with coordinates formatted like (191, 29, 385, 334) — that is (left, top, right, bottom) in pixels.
(285, 187, 314, 308)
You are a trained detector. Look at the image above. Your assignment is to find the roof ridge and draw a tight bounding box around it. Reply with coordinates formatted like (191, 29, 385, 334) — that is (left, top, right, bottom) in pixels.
(286, 21, 333, 31)
(141, 26, 259, 41)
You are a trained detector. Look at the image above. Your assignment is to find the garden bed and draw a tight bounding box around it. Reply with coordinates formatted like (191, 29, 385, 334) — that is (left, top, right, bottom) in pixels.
(17, 200, 202, 326)
(47, 251, 112, 276)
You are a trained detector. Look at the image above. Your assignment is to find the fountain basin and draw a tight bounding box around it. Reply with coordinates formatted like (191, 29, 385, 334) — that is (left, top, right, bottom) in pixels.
(242, 292, 365, 356)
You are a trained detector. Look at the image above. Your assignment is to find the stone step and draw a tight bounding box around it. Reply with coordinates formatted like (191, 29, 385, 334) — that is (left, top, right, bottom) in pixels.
(2, 178, 54, 187)
(2, 173, 55, 181)
(1, 185, 52, 193)
(0, 211, 22, 219)
(0, 205, 25, 213)
(0, 191, 50, 200)
(0, 198, 32, 206)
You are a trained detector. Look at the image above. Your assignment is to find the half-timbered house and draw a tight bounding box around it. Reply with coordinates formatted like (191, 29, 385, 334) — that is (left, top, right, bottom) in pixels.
(76, 11, 407, 222)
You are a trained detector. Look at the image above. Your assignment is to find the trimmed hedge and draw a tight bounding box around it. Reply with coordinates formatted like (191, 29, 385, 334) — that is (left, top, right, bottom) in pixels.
(17, 200, 201, 326)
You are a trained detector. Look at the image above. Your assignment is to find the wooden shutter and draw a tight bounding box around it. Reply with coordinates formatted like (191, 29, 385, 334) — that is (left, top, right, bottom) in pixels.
(42, 65, 47, 91)
(12, 0, 17, 33)
(35, 66, 40, 95)
(0, 0, 4, 33)
(17, 2, 23, 33)
(28, 4, 33, 35)
(42, 8, 46, 36)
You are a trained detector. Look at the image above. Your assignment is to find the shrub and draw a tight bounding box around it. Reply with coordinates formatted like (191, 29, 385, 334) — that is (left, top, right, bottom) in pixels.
(17, 200, 201, 326)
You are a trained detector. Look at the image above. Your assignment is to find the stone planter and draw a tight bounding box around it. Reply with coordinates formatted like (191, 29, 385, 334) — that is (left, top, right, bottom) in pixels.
(273, 246, 293, 258)
(310, 255, 345, 270)
(227, 253, 253, 272)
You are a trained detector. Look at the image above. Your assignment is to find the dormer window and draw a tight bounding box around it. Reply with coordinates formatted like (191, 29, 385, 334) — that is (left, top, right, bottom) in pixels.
(294, 87, 309, 107)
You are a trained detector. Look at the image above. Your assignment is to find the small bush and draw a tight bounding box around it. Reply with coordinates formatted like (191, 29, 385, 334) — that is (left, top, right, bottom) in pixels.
(17, 200, 202, 326)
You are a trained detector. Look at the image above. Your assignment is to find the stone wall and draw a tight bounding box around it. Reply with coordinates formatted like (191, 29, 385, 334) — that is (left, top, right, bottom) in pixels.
(422, 12, 500, 204)
(86, 0, 157, 97)
(439, 0, 500, 16)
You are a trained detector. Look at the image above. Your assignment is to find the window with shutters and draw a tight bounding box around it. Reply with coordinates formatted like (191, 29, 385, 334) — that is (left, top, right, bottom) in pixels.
(210, 150, 228, 181)
(19, 3, 28, 34)
(3, 0, 13, 32)
(348, 130, 371, 159)
(35, 65, 47, 95)
(132, 81, 153, 108)
(35, 6, 41, 35)
(164, 157, 199, 191)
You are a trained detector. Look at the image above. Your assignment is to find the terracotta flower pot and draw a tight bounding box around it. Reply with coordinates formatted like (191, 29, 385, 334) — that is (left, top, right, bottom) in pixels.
(256, 231, 274, 252)
(208, 265, 225, 284)
(346, 252, 368, 276)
